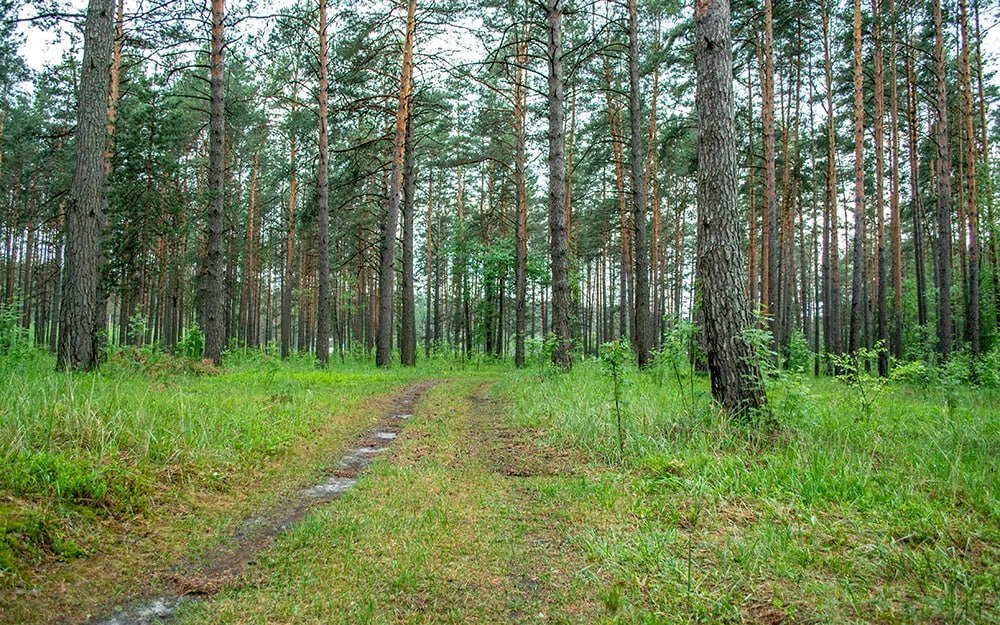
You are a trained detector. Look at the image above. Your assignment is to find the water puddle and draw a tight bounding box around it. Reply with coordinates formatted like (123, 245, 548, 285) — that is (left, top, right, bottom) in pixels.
(301, 476, 358, 499)
(97, 596, 191, 625)
(86, 380, 439, 625)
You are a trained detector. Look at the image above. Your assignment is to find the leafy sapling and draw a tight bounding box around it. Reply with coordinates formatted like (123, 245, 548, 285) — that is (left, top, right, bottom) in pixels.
(600, 339, 632, 459)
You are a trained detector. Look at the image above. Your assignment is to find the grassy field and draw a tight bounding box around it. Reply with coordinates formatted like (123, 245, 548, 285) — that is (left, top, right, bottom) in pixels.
(3, 345, 998, 623)
(0, 347, 495, 623)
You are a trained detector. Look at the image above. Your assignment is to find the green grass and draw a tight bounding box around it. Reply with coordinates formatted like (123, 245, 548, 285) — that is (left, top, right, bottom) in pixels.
(5, 341, 999, 624)
(497, 359, 1000, 623)
(0, 345, 498, 621)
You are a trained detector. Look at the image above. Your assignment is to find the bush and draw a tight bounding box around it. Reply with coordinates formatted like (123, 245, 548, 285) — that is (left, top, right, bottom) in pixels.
(177, 323, 205, 359)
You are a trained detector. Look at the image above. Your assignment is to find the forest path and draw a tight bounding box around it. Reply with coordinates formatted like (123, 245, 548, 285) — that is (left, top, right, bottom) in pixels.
(166, 378, 613, 624)
(87, 379, 443, 625)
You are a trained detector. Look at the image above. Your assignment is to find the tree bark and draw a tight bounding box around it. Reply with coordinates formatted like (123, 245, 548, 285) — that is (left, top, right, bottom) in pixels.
(316, 0, 331, 365)
(694, 0, 768, 418)
(400, 107, 417, 366)
(281, 112, 298, 359)
(848, 0, 866, 356)
(628, 0, 652, 368)
(376, 0, 416, 367)
(546, 0, 571, 369)
(58, 0, 114, 371)
(960, 0, 981, 361)
(933, 0, 953, 357)
(514, 30, 529, 368)
(199, 0, 226, 364)
(872, 0, 889, 375)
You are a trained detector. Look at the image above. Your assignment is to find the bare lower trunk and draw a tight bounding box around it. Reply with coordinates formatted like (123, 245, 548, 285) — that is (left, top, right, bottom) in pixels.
(199, 0, 226, 365)
(546, 0, 571, 369)
(400, 109, 416, 366)
(694, 0, 768, 418)
(628, 0, 652, 368)
(58, 0, 114, 372)
(376, 0, 416, 367)
(316, 0, 331, 365)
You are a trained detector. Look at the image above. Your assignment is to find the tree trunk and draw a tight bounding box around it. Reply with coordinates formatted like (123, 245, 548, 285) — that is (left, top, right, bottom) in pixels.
(315, 0, 331, 365)
(199, 0, 226, 364)
(376, 0, 416, 367)
(281, 115, 297, 359)
(889, 0, 903, 361)
(546, 0, 571, 369)
(761, 0, 777, 334)
(628, 0, 652, 368)
(58, 0, 114, 372)
(960, 0, 980, 361)
(872, 0, 889, 376)
(933, 0, 953, 357)
(906, 26, 928, 328)
(514, 31, 529, 368)
(400, 107, 417, 366)
(848, 0, 866, 356)
(694, 0, 768, 418)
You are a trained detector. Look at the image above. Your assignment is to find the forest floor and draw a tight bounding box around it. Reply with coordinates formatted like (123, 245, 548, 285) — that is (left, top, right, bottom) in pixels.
(2, 353, 999, 624)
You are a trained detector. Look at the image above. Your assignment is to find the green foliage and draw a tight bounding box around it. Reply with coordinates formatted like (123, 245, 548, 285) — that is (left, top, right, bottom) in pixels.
(600, 339, 632, 459)
(784, 330, 812, 374)
(830, 345, 889, 421)
(0, 301, 31, 360)
(178, 323, 205, 360)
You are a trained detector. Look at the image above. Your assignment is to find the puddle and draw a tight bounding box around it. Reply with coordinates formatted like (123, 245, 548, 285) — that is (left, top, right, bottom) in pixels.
(84, 380, 440, 625)
(301, 477, 358, 499)
(97, 596, 192, 625)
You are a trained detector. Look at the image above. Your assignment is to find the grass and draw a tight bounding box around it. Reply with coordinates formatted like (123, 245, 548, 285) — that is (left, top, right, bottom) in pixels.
(4, 339, 999, 623)
(497, 359, 1000, 623)
(0, 345, 497, 623)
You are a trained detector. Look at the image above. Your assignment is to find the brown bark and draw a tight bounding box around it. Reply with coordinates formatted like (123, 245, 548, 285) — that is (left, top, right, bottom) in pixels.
(889, 0, 903, 361)
(514, 31, 529, 368)
(58, 0, 114, 371)
(376, 0, 416, 367)
(933, 0, 953, 357)
(199, 0, 226, 364)
(400, 107, 416, 366)
(628, 0, 652, 367)
(694, 0, 768, 418)
(848, 0, 866, 356)
(546, 0, 571, 369)
(281, 114, 297, 359)
(316, 0, 331, 365)
(960, 0, 981, 359)
(872, 0, 889, 375)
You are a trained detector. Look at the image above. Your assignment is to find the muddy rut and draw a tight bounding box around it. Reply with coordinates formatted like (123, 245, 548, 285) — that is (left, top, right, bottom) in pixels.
(89, 380, 440, 625)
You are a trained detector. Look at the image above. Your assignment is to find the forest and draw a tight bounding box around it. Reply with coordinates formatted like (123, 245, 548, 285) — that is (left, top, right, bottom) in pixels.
(1, 0, 999, 622)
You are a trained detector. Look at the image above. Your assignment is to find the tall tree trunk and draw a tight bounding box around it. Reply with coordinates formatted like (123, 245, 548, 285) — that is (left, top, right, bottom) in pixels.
(281, 118, 297, 359)
(761, 0, 778, 334)
(628, 0, 652, 367)
(848, 0, 866, 356)
(199, 0, 226, 364)
(872, 0, 889, 376)
(889, 0, 903, 361)
(695, 0, 768, 418)
(58, 0, 114, 371)
(546, 0, 571, 369)
(514, 31, 529, 368)
(960, 0, 981, 361)
(425, 174, 434, 358)
(822, 0, 841, 358)
(933, 0, 953, 357)
(400, 107, 417, 366)
(315, 0, 331, 365)
(906, 26, 928, 328)
(974, 1, 999, 334)
(376, 0, 416, 367)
